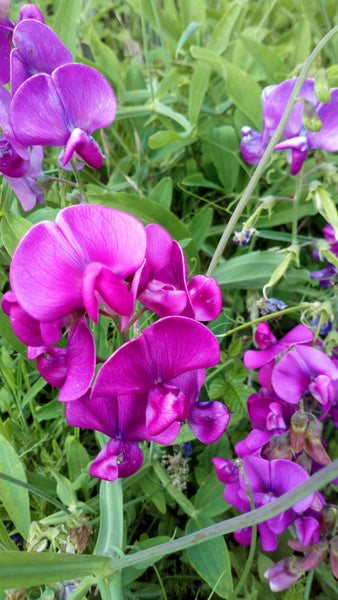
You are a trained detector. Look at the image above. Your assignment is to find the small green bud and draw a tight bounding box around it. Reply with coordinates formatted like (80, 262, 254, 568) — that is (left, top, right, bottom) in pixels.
(300, 98, 322, 132)
(315, 68, 331, 103)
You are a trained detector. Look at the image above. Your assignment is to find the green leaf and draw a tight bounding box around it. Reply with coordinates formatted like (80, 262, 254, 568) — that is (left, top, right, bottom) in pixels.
(122, 536, 171, 585)
(0, 435, 31, 539)
(188, 62, 212, 125)
(148, 130, 180, 149)
(175, 21, 201, 57)
(189, 206, 213, 251)
(182, 172, 223, 190)
(222, 366, 255, 416)
(53, 0, 82, 57)
(87, 191, 199, 272)
(65, 436, 90, 483)
(88, 27, 123, 92)
(1, 213, 32, 257)
(186, 515, 233, 598)
(194, 472, 231, 518)
(190, 47, 262, 129)
(137, 472, 167, 514)
(214, 251, 284, 289)
(51, 471, 77, 508)
(238, 35, 287, 83)
(149, 177, 173, 210)
(202, 125, 240, 190)
(0, 551, 111, 589)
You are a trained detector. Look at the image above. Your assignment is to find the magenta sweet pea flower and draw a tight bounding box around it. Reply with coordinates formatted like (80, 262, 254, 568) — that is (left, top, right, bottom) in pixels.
(241, 78, 338, 175)
(216, 455, 314, 551)
(8, 205, 146, 339)
(27, 317, 95, 402)
(136, 224, 222, 321)
(271, 345, 338, 417)
(10, 62, 117, 168)
(91, 316, 229, 443)
(11, 18, 72, 95)
(66, 390, 180, 481)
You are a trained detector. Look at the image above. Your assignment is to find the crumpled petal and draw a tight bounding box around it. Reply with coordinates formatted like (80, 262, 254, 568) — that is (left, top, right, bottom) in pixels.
(188, 400, 230, 443)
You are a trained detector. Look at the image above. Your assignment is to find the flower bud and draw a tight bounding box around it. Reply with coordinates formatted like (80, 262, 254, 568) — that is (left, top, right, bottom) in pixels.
(304, 420, 331, 465)
(212, 457, 239, 484)
(261, 431, 293, 460)
(301, 537, 329, 571)
(301, 98, 322, 132)
(264, 557, 303, 592)
(295, 451, 312, 473)
(329, 537, 338, 579)
(319, 505, 337, 531)
(315, 68, 331, 103)
(290, 410, 308, 453)
(0, 0, 11, 21)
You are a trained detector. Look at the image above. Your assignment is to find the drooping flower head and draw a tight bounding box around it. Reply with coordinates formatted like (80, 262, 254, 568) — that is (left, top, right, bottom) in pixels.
(241, 78, 338, 175)
(10, 62, 117, 168)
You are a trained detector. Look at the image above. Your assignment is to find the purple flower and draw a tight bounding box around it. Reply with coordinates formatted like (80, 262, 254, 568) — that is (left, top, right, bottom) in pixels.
(66, 391, 180, 481)
(271, 345, 338, 417)
(217, 455, 314, 551)
(10, 63, 117, 168)
(264, 557, 303, 591)
(11, 18, 72, 95)
(8, 205, 146, 338)
(91, 316, 229, 443)
(0, 86, 45, 210)
(311, 224, 338, 287)
(27, 317, 95, 402)
(136, 224, 222, 321)
(241, 78, 338, 175)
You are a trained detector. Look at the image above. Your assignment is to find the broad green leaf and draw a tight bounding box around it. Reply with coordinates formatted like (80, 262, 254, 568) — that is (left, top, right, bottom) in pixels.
(137, 472, 166, 514)
(214, 251, 284, 289)
(148, 130, 180, 149)
(190, 47, 262, 128)
(186, 515, 233, 598)
(189, 206, 213, 251)
(149, 177, 173, 210)
(203, 126, 240, 190)
(65, 436, 90, 483)
(0, 519, 17, 551)
(194, 472, 231, 518)
(87, 191, 199, 272)
(178, 0, 205, 28)
(122, 536, 171, 585)
(1, 213, 32, 257)
(88, 27, 123, 92)
(51, 471, 77, 508)
(182, 173, 223, 190)
(0, 295, 27, 356)
(0, 551, 111, 589)
(53, 0, 82, 57)
(294, 18, 312, 65)
(188, 62, 212, 125)
(238, 35, 287, 82)
(209, 4, 242, 54)
(0, 435, 31, 539)
(175, 21, 201, 57)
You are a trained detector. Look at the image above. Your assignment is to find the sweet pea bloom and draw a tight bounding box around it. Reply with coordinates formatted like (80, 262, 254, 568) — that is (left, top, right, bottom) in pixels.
(240, 78, 338, 175)
(27, 317, 95, 402)
(10, 62, 117, 168)
(91, 316, 229, 443)
(136, 224, 222, 320)
(215, 455, 314, 551)
(8, 205, 146, 342)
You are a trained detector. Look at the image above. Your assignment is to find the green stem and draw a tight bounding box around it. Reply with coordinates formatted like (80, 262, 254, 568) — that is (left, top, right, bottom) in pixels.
(95, 433, 124, 600)
(217, 303, 312, 338)
(106, 460, 338, 571)
(70, 160, 88, 202)
(206, 24, 338, 277)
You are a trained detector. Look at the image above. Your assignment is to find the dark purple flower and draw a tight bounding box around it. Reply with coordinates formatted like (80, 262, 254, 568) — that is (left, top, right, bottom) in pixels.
(136, 224, 222, 321)
(218, 456, 314, 551)
(240, 78, 338, 175)
(66, 392, 180, 480)
(27, 317, 95, 402)
(9, 205, 146, 335)
(91, 316, 229, 443)
(11, 18, 72, 95)
(10, 63, 117, 168)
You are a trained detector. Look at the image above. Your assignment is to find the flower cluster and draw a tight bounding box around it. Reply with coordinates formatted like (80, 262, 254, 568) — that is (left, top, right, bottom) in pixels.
(240, 77, 338, 175)
(3, 204, 229, 480)
(213, 321, 338, 591)
(0, 2, 116, 210)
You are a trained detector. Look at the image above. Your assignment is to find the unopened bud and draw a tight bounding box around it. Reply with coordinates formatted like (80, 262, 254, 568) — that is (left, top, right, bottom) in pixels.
(319, 505, 337, 531)
(290, 410, 308, 453)
(315, 68, 331, 103)
(301, 537, 329, 571)
(264, 557, 303, 592)
(212, 457, 239, 484)
(257, 297, 287, 317)
(0, 0, 11, 21)
(299, 98, 322, 132)
(329, 537, 338, 579)
(261, 432, 293, 460)
(304, 420, 331, 465)
(295, 452, 312, 473)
